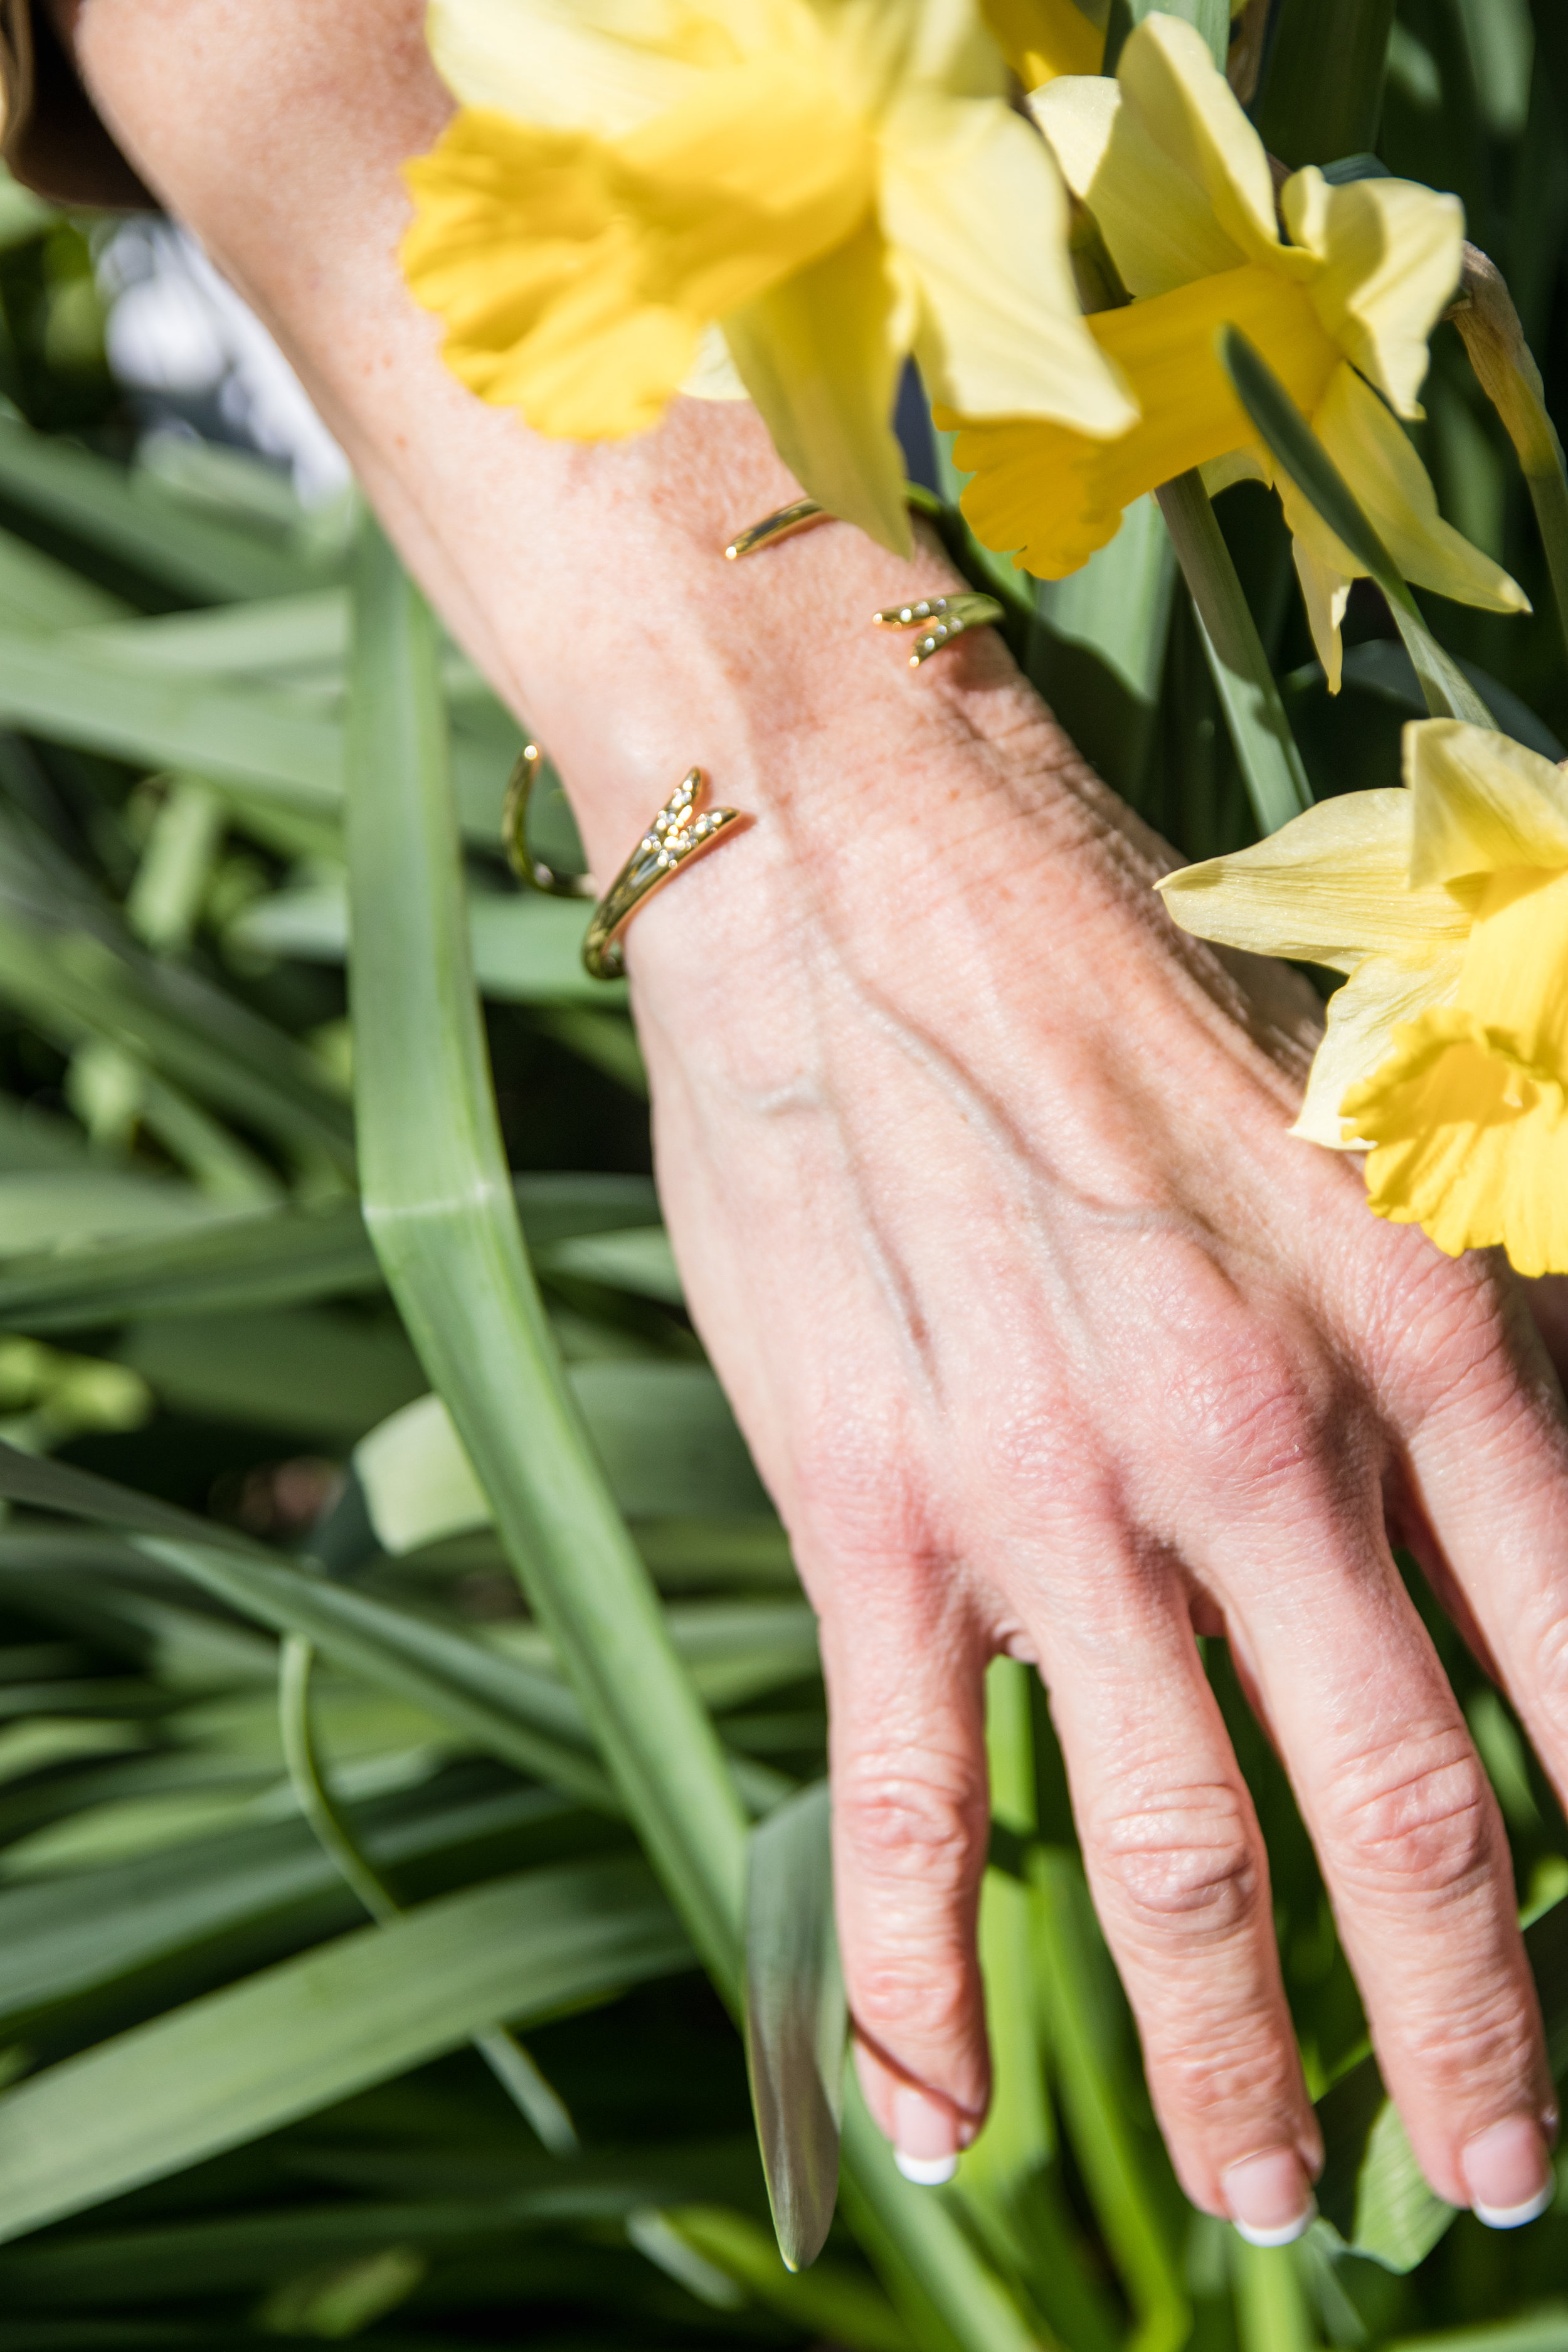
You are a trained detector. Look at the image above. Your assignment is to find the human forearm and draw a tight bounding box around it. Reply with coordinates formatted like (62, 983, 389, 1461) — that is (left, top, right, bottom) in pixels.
(68, 0, 1057, 885)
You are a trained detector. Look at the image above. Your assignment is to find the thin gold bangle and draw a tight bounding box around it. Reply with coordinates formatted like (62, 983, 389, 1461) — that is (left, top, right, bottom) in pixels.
(501, 743, 594, 899)
(504, 749, 746, 982)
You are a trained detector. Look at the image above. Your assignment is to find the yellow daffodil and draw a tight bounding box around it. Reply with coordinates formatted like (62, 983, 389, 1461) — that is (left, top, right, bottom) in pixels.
(948, 13, 1527, 688)
(980, 0, 1249, 91)
(982, 0, 1106, 86)
(400, 0, 1135, 554)
(1157, 719, 1568, 1276)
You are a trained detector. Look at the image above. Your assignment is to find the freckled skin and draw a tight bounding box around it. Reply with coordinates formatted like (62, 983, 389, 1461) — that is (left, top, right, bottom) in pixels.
(66, 0, 1568, 2223)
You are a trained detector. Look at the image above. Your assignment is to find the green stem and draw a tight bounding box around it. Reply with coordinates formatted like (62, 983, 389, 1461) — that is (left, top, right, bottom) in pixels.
(277, 1631, 579, 2155)
(1155, 472, 1314, 837)
(1232, 2238, 1318, 2352)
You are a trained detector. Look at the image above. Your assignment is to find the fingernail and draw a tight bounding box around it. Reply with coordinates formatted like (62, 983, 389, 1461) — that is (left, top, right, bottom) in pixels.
(892, 2084, 958, 2187)
(1462, 2116, 1555, 2229)
(1224, 2148, 1317, 2248)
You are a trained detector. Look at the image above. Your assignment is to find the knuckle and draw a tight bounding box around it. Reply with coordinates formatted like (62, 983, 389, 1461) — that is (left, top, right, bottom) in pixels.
(1160, 1319, 1332, 1495)
(1322, 1726, 1499, 1904)
(852, 1947, 980, 2054)
(1088, 1777, 1262, 1948)
(837, 1756, 987, 1895)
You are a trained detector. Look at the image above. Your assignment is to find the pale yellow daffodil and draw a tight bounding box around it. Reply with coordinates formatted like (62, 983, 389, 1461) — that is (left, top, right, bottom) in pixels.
(980, 0, 1248, 91)
(400, 0, 1135, 554)
(1157, 719, 1568, 1276)
(948, 13, 1527, 687)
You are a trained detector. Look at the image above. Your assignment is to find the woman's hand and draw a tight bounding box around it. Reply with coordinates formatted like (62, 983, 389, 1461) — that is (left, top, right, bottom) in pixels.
(75, 0, 1568, 2243)
(616, 556, 1565, 2238)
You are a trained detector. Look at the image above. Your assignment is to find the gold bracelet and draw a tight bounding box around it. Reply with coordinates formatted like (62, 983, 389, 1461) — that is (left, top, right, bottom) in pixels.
(583, 768, 744, 980)
(871, 590, 1005, 667)
(502, 743, 595, 899)
(723, 500, 1004, 666)
(504, 746, 744, 982)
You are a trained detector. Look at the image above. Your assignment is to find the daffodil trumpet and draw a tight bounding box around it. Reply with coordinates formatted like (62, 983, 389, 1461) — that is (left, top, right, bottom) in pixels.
(948, 13, 1528, 689)
(1157, 718, 1568, 1278)
(400, 0, 1133, 557)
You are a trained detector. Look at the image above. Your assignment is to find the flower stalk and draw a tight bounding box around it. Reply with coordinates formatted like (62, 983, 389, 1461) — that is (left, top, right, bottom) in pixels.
(1156, 467, 1313, 835)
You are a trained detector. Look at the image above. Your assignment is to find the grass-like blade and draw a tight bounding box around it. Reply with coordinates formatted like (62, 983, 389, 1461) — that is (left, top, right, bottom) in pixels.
(744, 1779, 844, 2270)
(0, 1780, 579, 2030)
(0, 415, 323, 605)
(0, 1173, 659, 1334)
(0, 625, 508, 844)
(1219, 327, 1495, 728)
(344, 519, 749, 1983)
(0, 1857, 687, 2247)
(0, 1437, 617, 1807)
(1254, 0, 1397, 167)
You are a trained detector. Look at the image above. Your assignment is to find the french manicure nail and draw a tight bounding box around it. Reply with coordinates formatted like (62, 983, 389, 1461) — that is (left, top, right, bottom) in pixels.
(892, 2084, 958, 2186)
(1463, 2116, 1554, 2228)
(1224, 2148, 1317, 2249)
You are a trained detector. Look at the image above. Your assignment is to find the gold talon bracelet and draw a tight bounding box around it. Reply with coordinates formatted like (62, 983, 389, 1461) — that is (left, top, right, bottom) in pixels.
(583, 767, 744, 980)
(872, 590, 1005, 666)
(504, 748, 745, 982)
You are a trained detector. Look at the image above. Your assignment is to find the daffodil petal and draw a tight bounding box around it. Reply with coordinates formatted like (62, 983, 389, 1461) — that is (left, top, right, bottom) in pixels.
(1404, 717, 1568, 888)
(1281, 167, 1461, 418)
(984, 0, 1103, 86)
(1295, 949, 1463, 1146)
(949, 262, 1333, 576)
(682, 320, 750, 398)
(1345, 1004, 1568, 1274)
(817, 0, 1006, 110)
(880, 92, 1132, 429)
(1291, 534, 1350, 693)
(1115, 14, 1281, 268)
(402, 61, 873, 440)
(1030, 75, 1249, 295)
(722, 215, 910, 552)
(1306, 366, 1530, 617)
(1155, 788, 1469, 967)
(428, 0, 736, 135)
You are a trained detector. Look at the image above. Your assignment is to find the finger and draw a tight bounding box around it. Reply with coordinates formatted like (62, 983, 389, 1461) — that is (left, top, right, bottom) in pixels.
(818, 1555, 992, 2186)
(1034, 1549, 1322, 2242)
(1223, 1485, 1552, 2223)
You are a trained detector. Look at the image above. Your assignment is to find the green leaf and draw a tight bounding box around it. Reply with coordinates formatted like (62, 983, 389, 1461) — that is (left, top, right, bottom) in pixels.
(0, 1779, 577, 2029)
(1027, 497, 1177, 815)
(1030, 1851, 1190, 2352)
(1218, 327, 1495, 728)
(0, 810, 355, 1173)
(344, 519, 749, 1983)
(744, 1779, 844, 2271)
(665, 2205, 914, 2351)
(1254, 0, 1397, 167)
(0, 624, 507, 845)
(0, 1173, 661, 1335)
(231, 879, 627, 1008)
(0, 415, 323, 605)
(0, 1856, 688, 2246)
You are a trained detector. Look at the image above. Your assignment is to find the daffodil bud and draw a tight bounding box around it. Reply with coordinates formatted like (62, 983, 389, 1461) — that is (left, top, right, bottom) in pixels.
(1449, 243, 1565, 486)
